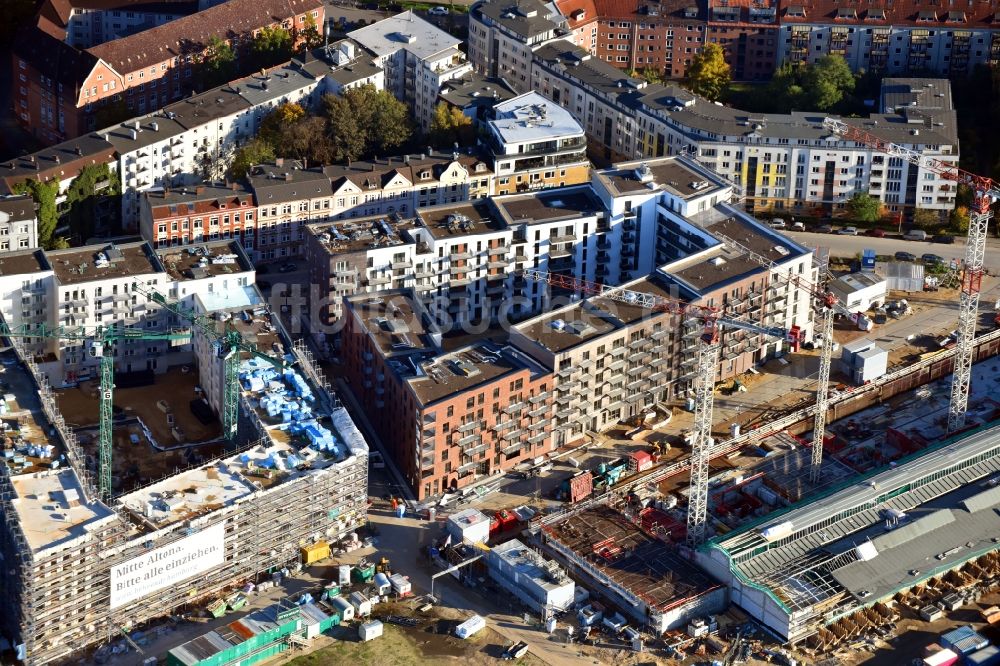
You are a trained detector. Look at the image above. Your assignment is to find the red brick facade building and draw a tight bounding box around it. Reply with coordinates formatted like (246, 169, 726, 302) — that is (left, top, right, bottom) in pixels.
(13, 0, 324, 145)
(341, 291, 555, 500)
(140, 184, 258, 252)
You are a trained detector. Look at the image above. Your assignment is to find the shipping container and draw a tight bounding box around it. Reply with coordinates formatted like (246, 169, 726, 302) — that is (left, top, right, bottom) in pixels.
(455, 615, 486, 639)
(359, 620, 383, 642)
(389, 573, 411, 597)
(301, 541, 331, 565)
(966, 646, 1000, 666)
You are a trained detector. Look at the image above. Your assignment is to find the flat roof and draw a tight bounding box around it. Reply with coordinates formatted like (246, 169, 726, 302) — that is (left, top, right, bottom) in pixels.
(597, 157, 727, 200)
(494, 187, 604, 226)
(831, 272, 886, 293)
(11, 469, 117, 553)
(196, 285, 261, 313)
(0, 249, 51, 277)
(346, 290, 438, 357)
(589, 274, 682, 325)
(48, 242, 162, 285)
(117, 460, 258, 528)
(515, 302, 618, 353)
(348, 11, 460, 61)
(492, 538, 572, 594)
(407, 343, 528, 406)
(157, 242, 252, 281)
(489, 92, 583, 145)
(439, 73, 517, 109)
(544, 505, 720, 611)
(416, 200, 507, 239)
(308, 215, 420, 253)
(474, 0, 559, 39)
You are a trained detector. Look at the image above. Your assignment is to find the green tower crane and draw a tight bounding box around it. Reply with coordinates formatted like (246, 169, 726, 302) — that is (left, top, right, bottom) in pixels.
(0, 321, 191, 501)
(129, 282, 286, 441)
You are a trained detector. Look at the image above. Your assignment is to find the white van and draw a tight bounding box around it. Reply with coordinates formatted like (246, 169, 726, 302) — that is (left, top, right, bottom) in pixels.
(903, 229, 927, 241)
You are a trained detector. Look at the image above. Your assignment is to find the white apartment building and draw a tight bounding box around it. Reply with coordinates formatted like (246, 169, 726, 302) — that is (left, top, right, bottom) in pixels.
(0, 240, 254, 386)
(776, 3, 1000, 76)
(487, 92, 590, 195)
(468, 0, 561, 93)
(524, 40, 958, 217)
(301, 40, 385, 95)
(349, 12, 472, 131)
(0, 196, 39, 252)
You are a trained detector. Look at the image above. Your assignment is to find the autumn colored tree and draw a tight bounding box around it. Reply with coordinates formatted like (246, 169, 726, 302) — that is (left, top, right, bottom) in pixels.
(685, 44, 731, 101)
(259, 102, 307, 145)
(229, 138, 277, 180)
(428, 103, 474, 148)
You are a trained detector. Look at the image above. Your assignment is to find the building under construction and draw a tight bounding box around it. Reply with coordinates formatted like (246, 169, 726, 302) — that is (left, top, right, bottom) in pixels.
(531, 503, 726, 633)
(0, 293, 369, 665)
(697, 420, 1000, 646)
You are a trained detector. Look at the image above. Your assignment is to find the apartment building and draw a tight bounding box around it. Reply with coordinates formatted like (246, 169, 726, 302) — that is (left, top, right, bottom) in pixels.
(348, 12, 472, 131)
(13, 0, 325, 144)
(306, 177, 660, 333)
(0, 197, 40, 253)
(487, 92, 590, 195)
(705, 0, 779, 80)
(468, 0, 563, 93)
(140, 184, 257, 254)
(523, 41, 958, 216)
(340, 290, 554, 499)
(776, 0, 1000, 75)
(438, 72, 518, 122)
(299, 40, 385, 96)
(510, 169, 815, 446)
(0, 239, 254, 386)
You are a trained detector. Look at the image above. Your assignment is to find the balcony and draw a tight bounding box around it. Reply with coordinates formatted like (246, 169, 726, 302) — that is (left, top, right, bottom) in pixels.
(503, 402, 525, 415)
(457, 420, 480, 433)
(450, 251, 471, 261)
(458, 432, 481, 447)
(492, 419, 517, 431)
(527, 431, 548, 444)
(391, 259, 412, 269)
(367, 274, 391, 286)
(528, 405, 548, 418)
(502, 429, 523, 441)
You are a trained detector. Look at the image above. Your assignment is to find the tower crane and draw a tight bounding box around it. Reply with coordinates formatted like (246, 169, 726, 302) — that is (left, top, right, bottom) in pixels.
(707, 230, 865, 484)
(522, 269, 803, 547)
(0, 322, 191, 501)
(822, 117, 1000, 433)
(130, 282, 287, 440)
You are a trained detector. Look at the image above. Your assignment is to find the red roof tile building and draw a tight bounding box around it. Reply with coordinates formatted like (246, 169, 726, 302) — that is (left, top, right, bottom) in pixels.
(12, 0, 324, 145)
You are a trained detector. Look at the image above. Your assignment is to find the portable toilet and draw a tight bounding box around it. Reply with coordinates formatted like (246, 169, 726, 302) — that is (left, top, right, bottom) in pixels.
(339, 564, 352, 586)
(359, 620, 383, 642)
(373, 572, 392, 596)
(330, 596, 354, 623)
(349, 591, 372, 617)
(389, 573, 412, 597)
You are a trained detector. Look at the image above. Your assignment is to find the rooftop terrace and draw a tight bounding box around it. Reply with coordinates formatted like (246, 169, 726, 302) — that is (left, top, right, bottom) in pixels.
(407, 343, 539, 406)
(157, 242, 252, 282)
(598, 157, 727, 200)
(494, 187, 604, 226)
(308, 215, 421, 253)
(515, 302, 618, 354)
(348, 291, 440, 357)
(416, 200, 506, 240)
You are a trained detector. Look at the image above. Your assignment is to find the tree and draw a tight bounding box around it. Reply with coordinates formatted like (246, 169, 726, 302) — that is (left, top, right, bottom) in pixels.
(50, 236, 71, 250)
(64, 163, 121, 240)
(200, 35, 236, 89)
(684, 44, 731, 101)
(13, 179, 59, 249)
(912, 208, 942, 229)
(949, 205, 970, 233)
(322, 86, 412, 161)
(228, 138, 276, 180)
(802, 55, 854, 110)
(259, 102, 307, 145)
(428, 102, 474, 149)
(300, 13, 323, 51)
(277, 116, 337, 165)
(847, 191, 881, 223)
(251, 26, 293, 70)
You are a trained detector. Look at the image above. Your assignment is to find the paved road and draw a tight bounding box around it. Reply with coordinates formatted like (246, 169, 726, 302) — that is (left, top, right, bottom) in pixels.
(785, 231, 1000, 273)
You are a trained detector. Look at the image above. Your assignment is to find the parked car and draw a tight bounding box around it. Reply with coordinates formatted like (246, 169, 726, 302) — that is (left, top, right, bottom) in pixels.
(921, 253, 944, 264)
(816, 224, 834, 234)
(903, 229, 927, 241)
(837, 226, 859, 235)
(865, 228, 886, 238)
(895, 251, 916, 261)
(933, 234, 956, 244)
(768, 218, 787, 230)
(790, 221, 806, 231)
(428, 5, 449, 15)
(278, 262, 297, 273)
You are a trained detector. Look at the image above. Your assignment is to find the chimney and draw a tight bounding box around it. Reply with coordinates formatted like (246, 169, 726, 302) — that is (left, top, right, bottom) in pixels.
(150, 121, 159, 132)
(134, 120, 141, 130)
(231, 182, 237, 191)
(195, 185, 205, 195)
(75, 146, 82, 156)
(129, 129, 137, 140)
(275, 158, 284, 167)
(53, 155, 60, 164)
(284, 172, 292, 181)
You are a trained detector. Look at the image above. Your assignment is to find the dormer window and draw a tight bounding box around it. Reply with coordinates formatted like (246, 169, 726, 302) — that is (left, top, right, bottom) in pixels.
(420, 170, 431, 180)
(865, 8, 886, 21)
(946, 10, 966, 22)
(917, 10, 937, 22)
(835, 7, 856, 20)
(785, 5, 806, 18)
(571, 9, 586, 20)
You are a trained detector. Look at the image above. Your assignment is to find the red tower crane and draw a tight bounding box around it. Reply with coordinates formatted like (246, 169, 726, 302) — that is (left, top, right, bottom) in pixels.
(822, 118, 1000, 433)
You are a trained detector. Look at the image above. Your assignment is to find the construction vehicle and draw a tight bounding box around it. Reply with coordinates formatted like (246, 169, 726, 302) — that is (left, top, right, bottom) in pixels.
(131, 282, 287, 440)
(593, 458, 630, 491)
(375, 556, 391, 574)
(823, 116, 1000, 433)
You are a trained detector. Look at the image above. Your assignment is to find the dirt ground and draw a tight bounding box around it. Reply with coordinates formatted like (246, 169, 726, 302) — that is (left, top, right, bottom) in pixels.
(55, 366, 221, 444)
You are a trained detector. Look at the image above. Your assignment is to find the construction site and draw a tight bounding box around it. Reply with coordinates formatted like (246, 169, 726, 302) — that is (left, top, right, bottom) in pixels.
(0, 253, 370, 665)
